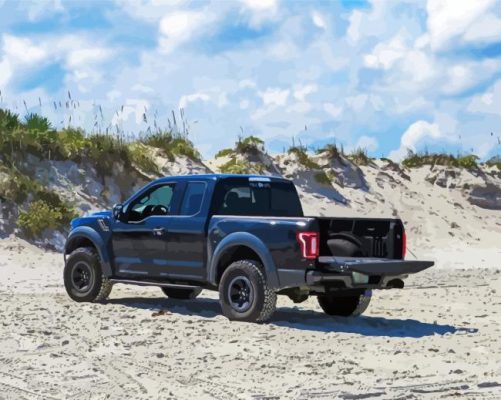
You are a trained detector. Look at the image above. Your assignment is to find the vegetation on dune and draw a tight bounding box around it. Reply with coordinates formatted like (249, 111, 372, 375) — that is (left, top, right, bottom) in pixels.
(218, 157, 264, 174)
(314, 170, 333, 185)
(17, 200, 75, 238)
(140, 131, 201, 162)
(128, 143, 160, 175)
(347, 147, 373, 166)
(287, 145, 321, 169)
(316, 143, 344, 159)
(486, 160, 501, 170)
(235, 135, 264, 155)
(0, 108, 202, 179)
(0, 164, 77, 238)
(402, 150, 479, 169)
(214, 148, 233, 158)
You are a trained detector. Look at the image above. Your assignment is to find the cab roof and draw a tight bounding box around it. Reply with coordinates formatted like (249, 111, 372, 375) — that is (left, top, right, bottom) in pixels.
(154, 174, 290, 183)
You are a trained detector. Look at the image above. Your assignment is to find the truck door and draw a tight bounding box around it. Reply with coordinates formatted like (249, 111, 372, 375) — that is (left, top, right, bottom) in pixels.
(111, 182, 182, 278)
(161, 181, 208, 281)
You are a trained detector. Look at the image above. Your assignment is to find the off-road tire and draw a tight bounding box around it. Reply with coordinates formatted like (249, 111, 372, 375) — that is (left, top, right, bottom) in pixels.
(64, 247, 112, 302)
(317, 289, 372, 317)
(161, 287, 202, 300)
(219, 259, 277, 323)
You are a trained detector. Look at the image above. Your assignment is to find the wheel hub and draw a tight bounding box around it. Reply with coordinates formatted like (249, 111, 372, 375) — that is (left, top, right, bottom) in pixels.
(228, 276, 254, 313)
(71, 261, 94, 293)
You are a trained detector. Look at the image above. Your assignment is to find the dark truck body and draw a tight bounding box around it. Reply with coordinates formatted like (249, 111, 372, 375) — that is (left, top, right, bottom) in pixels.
(64, 174, 433, 321)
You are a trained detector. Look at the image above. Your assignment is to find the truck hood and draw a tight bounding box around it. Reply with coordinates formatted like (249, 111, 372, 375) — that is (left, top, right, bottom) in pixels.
(70, 210, 112, 230)
(89, 210, 113, 218)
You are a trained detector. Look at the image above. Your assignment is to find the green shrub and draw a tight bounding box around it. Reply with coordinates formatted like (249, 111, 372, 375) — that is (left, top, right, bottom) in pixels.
(215, 148, 233, 158)
(347, 147, 372, 166)
(25, 113, 52, 133)
(456, 155, 479, 169)
(0, 109, 20, 131)
(235, 136, 264, 155)
(18, 200, 63, 238)
(141, 131, 201, 161)
(58, 128, 88, 158)
(128, 143, 159, 175)
(402, 150, 479, 169)
(288, 146, 320, 169)
(314, 171, 332, 185)
(316, 143, 343, 159)
(219, 157, 264, 174)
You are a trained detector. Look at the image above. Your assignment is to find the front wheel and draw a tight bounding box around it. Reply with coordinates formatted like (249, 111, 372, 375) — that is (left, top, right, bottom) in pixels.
(317, 289, 372, 317)
(219, 259, 277, 323)
(64, 247, 112, 302)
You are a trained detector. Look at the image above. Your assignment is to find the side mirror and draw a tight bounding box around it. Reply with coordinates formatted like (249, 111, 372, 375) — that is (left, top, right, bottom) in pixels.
(112, 203, 124, 220)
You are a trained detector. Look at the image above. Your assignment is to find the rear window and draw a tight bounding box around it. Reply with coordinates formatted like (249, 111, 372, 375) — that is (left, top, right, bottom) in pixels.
(213, 178, 303, 217)
(180, 182, 206, 215)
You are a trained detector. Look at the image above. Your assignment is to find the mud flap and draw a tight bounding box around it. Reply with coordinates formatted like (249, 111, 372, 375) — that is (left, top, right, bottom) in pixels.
(317, 256, 434, 275)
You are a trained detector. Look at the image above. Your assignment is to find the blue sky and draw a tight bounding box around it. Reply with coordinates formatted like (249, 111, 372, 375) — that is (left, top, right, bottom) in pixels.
(0, 0, 500, 160)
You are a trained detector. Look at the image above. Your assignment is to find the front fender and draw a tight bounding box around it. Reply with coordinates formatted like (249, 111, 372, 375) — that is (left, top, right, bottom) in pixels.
(208, 232, 280, 289)
(64, 226, 112, 276)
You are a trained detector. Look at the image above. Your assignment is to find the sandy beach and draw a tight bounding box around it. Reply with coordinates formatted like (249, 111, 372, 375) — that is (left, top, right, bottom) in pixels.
(1, 237, 500, 399)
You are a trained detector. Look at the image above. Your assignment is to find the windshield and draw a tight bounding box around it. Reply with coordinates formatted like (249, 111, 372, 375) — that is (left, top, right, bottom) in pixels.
(213, 178, 303, 217)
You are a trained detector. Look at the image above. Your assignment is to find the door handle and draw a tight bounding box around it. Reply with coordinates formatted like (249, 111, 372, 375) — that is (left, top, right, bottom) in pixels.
(152, 227, 166, 236)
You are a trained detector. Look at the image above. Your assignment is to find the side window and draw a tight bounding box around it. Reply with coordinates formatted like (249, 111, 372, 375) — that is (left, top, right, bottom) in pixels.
(219, 186, 252, 215)
(128, 184, 174, 222)
(180, 182, 206, 216)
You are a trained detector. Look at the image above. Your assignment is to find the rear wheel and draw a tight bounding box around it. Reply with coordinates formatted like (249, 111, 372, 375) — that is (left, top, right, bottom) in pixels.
(317, 289, 372, 316)
(64, 247, 112, 302)
(160, 287, 201, 300)
(321, 237, 371, 316)
(219, 259, 277, 323)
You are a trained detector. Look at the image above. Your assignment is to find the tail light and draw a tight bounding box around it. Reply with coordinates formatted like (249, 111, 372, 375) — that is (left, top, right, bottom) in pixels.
(297, 232, 319, 260)
(402, 231, 407, 259)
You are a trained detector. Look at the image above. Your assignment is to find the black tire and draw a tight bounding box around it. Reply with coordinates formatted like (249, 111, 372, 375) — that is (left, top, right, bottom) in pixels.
(317, 289, 372, 317)
(320, 238, 371, 316)
(64, 247, 112, 302)
(161, 287, 202, 300)
(219, 259, 277, 323)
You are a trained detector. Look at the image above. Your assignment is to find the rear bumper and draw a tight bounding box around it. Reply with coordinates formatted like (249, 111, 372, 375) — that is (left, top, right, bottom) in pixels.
(277, 257, 434, 290)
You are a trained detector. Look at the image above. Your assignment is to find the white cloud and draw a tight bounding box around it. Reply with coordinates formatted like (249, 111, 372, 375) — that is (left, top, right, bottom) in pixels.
(66, 48, 110, 68)
(258, 88, 289, 107)
(111, 98, 150, 125)
(467, 79, 501, 115)
(311, 10, 326, 29)
(3, 35, 47, 64)
(293, 84, 317, 102)
(179, 92, 210, 109)
(159, 10, 212, 53)
(364, 34, 407, 70)
(323, 103, 342, 119)
(463, 13, 501, 43)
(241, 0, 277, 12)
(426, 0, 498, 50)
(346, 94, 368, 111)
(0, 59, 12, 87)
(389, 120, 443, 161)
(240, 0, 279, 27)
(355, 135, 378, 152)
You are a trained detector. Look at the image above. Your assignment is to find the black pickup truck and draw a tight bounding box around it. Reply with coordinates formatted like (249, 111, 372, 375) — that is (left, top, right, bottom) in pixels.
(64, 174, 433, 322)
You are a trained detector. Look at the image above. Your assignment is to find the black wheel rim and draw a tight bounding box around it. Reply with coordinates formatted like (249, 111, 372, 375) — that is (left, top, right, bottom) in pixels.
(71, 261, 95, 294)
(227, 276, 254, 312)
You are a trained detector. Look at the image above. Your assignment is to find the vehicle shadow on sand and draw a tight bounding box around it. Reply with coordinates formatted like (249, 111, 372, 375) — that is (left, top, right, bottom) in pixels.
(107, 296, 477, 338)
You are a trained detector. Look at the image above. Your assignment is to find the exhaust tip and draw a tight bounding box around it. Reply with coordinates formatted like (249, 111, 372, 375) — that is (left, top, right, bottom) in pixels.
(387, 279, 404, 289)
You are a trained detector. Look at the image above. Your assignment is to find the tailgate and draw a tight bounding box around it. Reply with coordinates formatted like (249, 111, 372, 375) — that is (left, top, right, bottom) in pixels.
(318, 256, 434, 275)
